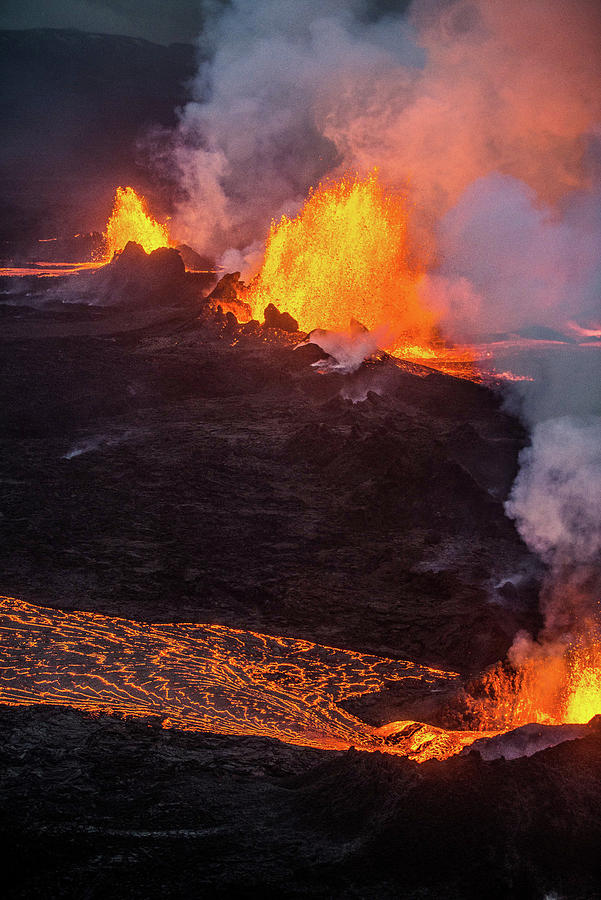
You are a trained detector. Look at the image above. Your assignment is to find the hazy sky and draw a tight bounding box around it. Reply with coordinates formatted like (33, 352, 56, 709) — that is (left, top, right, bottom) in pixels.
(0, 0, 413, 45)
(0, 0, 208, 45)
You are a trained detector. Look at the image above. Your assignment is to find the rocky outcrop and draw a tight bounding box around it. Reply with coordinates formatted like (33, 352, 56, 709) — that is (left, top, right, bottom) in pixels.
(207, 271, 252, 320)
(2, 705, 600, 899)
(263, 302, 299, 332)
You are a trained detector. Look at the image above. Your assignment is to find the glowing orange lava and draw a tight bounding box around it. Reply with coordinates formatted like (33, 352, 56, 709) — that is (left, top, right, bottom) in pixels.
(464, 628, 601, 730)
(104, 186, 171, 259)
(1, 597, 598, 760)
(243, 172, 477, 377)
(247, 173, 431, 340)
(0, 595, 478, 762)
(0, 262, 105, 277)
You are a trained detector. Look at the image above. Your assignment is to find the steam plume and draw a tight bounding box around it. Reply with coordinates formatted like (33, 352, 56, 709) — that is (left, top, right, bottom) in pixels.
(506, 418, 601, 568)
(422, 175, 601, 338)
(171, 0, 601, 318)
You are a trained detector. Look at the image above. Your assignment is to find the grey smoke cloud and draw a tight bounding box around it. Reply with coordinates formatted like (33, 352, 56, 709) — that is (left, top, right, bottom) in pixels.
(172, 0, 421, 258)
(423, 174, 601, 339)
(171, 0, 601, 337)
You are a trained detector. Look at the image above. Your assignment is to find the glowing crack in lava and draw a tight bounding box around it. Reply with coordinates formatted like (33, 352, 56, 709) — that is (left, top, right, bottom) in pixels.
(104, 186, 171, 259)
(245, 172, 475, 376)
(0, 596, 495, 762)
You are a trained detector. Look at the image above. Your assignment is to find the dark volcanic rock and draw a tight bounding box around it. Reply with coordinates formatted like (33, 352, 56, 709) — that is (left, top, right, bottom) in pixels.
(264, 302, 299, 332)
(144, 245, 186, 282)
(174, 242, 214, 270)
(2, 705, 601, 899)
(208, 270, 245, 302)
(54, 242, 216, 309)
(0, 297, 537, 674)
(105, 242, 187, 302)
(207, 270, 252, 320)
(460, 721, 589, 760)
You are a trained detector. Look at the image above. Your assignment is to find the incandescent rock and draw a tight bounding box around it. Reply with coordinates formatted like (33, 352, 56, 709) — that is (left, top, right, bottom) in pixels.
(208, 271, 252, 320)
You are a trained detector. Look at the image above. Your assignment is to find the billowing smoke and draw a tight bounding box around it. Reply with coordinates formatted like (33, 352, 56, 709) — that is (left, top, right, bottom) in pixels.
(504, 412, 601, 647)
(422, 175, 601, 338)
(170, 0, 601, 321)
(506, 418, 601, 568)
(501, 317, 601, 646)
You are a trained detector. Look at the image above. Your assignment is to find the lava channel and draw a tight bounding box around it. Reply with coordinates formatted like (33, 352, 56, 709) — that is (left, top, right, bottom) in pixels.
(0, 595, 505, 762)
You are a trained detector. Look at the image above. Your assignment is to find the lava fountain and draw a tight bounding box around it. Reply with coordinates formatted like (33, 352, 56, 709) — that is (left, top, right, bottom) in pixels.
(247, 173, 431, 346)
(461, 625, 601, 731)
(103, 186, 171, 259)
(245, 171, 475, 373)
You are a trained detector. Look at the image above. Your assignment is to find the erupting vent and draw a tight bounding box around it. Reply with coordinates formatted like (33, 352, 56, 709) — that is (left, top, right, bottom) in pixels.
(245, 173, 476, 374)
(465, 626, 601, 730)
(104, 186, 171, 259)
(247, 172, 433, 346)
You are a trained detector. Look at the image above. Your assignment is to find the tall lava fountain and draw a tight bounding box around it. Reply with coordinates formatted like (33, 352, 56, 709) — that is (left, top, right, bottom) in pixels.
(245, 171, 436, 354)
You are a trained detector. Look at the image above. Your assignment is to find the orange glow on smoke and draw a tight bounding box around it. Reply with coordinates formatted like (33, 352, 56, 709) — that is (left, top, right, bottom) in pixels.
(104, 186, 171, 259)
(465, 629, 601, 730)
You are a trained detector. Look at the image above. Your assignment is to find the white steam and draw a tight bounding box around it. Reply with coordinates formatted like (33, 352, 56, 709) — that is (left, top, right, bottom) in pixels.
(62, 430, 144, 460)
(506, 417, 601, 566)
(300, 324, 386, 374)
(422, 175, 601, 338)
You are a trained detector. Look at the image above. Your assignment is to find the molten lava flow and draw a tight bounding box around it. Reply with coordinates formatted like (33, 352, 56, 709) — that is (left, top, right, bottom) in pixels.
(103, 186, 171, 259)
(4, 596, 596, 760)
(0, 262, 105, 277)
(0, 595, 485, 762)
(463, 628, 601, 730)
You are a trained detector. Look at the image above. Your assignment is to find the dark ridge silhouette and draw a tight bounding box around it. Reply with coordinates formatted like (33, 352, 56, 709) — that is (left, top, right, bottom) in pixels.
(0, 28, 196, 248)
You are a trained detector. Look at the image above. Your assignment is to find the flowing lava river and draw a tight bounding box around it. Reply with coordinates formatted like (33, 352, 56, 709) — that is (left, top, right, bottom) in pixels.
(0, 595, 511, 763)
